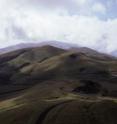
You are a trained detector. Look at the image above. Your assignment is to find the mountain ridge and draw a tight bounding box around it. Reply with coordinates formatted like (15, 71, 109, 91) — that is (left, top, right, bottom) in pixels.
(0, 41, 116, 58)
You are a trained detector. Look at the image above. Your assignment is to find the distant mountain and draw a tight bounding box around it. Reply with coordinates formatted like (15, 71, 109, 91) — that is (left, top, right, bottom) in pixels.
(111, 50, 117, 56)
(0, 43, 39, 54)
(70, 47, 116, 60)
(0, 44, 116, 94)
(38, 40, 79, 49)
(0, 41, 78, 54)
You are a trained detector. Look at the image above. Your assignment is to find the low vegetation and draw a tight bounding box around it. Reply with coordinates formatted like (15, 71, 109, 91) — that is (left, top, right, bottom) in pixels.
(0, 45, 117, 124)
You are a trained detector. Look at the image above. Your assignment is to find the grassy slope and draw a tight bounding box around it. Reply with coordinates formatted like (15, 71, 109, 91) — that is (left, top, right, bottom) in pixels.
(20, 51, 117, 96)
(0, 46, 66, 97)
(0, 46, 117, 124)
(0, 81, 117, 124)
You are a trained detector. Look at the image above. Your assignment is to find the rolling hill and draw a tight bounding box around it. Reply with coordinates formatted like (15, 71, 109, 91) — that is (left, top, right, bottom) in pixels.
(0, 43, 117, 124)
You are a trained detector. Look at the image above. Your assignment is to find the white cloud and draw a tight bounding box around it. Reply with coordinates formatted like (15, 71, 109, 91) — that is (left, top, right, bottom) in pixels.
(73, 0, 87, 6)
(92, 2, 107, 14)
(0, 0, 116, 54)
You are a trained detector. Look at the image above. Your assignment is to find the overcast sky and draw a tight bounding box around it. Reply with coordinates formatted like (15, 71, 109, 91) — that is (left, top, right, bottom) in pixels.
(0, 0, 117, 53)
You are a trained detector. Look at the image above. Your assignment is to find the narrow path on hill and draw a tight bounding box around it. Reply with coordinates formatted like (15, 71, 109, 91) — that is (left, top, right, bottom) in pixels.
(36, 100, 72, 124)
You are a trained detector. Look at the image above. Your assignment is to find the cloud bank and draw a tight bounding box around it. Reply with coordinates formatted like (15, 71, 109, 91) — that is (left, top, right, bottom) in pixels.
(0, 0, 117, 53)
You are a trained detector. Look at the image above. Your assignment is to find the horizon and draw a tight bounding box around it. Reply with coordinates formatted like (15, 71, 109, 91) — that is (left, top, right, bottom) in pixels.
(0, 41, 116, 57)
